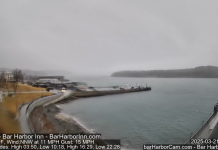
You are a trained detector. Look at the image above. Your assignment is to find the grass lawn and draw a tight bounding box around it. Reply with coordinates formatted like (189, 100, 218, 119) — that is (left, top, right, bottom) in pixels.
(0, 84, 53, 133)
(4, 83, 46, 92)
(0, 109, 21, 133)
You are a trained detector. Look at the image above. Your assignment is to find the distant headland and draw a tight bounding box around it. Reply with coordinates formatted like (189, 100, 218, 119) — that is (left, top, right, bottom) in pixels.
(111, 66, 218, 78)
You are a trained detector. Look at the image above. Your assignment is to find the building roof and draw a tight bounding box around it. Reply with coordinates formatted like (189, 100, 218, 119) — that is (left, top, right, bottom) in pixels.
(38, 78, 59, 81)
(0, 71, 12, 74)
(36, 79, 62, 84)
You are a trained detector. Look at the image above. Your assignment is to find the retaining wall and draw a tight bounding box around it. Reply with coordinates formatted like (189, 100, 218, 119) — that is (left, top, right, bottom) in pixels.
(26, 93, 63, 133)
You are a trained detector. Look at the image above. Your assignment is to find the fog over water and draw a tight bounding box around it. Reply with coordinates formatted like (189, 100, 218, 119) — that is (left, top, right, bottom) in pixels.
(1, 1, 218, 75)
(60, 77, 218, 149)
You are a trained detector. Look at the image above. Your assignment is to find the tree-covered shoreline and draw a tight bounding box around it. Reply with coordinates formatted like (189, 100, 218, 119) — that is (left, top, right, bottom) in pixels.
(111, 66, 218, 78)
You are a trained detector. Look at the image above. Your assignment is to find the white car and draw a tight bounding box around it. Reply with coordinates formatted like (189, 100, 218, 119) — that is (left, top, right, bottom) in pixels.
(62, 87, 66, 93)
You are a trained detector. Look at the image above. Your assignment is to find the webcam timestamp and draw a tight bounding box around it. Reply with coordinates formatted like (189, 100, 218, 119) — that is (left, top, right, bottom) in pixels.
(190, 139, 218, 145)
(143, 143, 218, 150)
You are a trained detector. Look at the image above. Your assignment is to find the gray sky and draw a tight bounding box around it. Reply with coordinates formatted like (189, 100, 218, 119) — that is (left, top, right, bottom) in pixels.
(1, 0, 218, 76)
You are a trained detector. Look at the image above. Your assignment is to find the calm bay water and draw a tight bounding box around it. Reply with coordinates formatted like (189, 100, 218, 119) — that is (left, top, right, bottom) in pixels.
(59, 77, 218, 149)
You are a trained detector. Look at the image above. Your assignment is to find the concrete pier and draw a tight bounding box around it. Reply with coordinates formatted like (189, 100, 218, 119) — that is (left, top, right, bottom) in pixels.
(73, 87, 151, 97)
(187, 103, 218, 144)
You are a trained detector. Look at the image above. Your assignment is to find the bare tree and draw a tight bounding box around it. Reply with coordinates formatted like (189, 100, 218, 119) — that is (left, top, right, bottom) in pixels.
(0, 71, 7, 89)
(12, 69, 23, 94)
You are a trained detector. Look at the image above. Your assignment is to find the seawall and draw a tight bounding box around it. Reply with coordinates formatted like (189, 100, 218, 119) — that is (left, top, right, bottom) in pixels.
(27, 88, 151, 133)
(25, 91, 89, 134)
(26, 88, 152, 149)
(56, 87, 151, 104)
(74, 87, 151, 97)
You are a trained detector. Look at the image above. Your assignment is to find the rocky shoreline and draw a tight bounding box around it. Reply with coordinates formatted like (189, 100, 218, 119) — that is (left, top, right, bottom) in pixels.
(29, 103, 108, 148)
(30, 104, 90, 134)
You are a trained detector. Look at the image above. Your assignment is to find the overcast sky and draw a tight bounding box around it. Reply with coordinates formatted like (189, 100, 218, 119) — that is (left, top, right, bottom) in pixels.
(1, 0, 218, 76)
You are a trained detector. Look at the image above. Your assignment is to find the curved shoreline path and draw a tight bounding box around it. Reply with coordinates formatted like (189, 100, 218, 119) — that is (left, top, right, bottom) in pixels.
(19, 90, 64, 133)
(43, 90, 73, 107)
(19, 104, 32, 133)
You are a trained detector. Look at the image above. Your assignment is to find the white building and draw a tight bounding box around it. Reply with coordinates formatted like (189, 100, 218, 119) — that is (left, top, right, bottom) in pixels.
(0, 72, 14, 82)
(6, 72, 14, 82)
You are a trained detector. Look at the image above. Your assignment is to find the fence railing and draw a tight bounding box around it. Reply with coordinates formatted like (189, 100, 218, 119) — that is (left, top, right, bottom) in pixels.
(185, 111, 217, 144)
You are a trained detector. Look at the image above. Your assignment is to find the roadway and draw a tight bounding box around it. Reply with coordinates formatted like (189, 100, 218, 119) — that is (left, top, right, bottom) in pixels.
(19, 90, 65, 133)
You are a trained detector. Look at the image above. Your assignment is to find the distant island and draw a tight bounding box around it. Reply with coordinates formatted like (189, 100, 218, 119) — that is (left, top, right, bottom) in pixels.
(111, 66, 218, 78)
